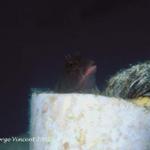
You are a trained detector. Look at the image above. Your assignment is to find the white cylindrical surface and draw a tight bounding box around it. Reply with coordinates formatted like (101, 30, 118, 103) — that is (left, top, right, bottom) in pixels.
(30, 93, 150, 150)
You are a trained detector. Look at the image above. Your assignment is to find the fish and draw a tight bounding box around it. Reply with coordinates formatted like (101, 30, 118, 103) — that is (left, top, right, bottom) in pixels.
(55, 53, 99, 93)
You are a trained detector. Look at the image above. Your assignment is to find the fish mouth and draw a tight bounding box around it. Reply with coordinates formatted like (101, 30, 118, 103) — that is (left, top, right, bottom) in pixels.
(85, 65, 97, 76)
(90, 65, 97, 73)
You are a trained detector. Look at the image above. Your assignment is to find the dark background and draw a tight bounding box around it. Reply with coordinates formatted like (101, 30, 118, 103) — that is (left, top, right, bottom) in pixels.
(0, 0, 150, 137)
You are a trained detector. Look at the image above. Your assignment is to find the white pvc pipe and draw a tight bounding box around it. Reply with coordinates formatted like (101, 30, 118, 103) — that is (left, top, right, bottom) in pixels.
(30, 93, 150, 150)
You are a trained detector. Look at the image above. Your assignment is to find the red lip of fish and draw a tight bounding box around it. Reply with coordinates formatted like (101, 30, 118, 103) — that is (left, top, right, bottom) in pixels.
(84, 65, 97, 77)
(78, 65, 97, 87)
